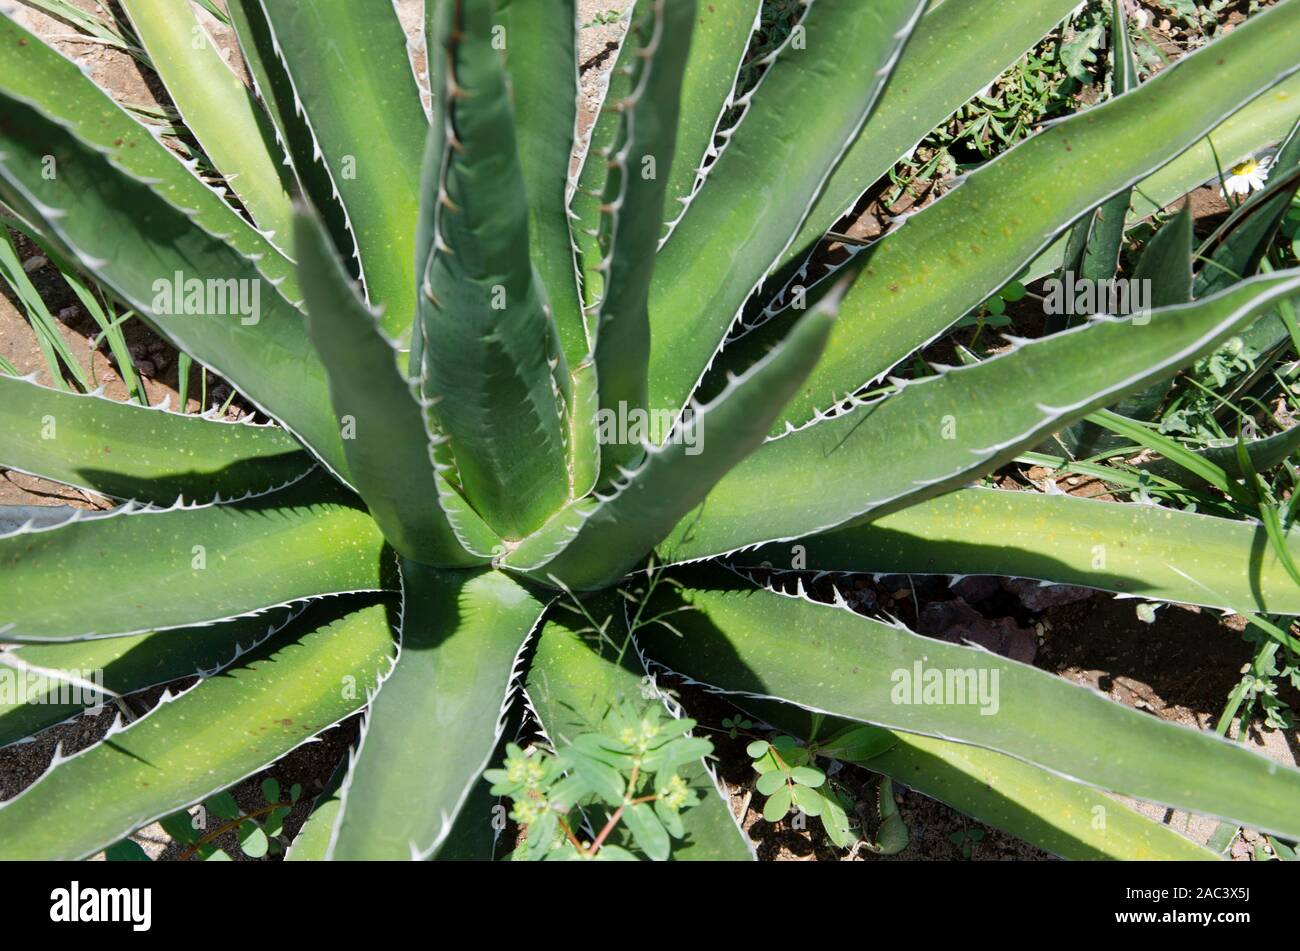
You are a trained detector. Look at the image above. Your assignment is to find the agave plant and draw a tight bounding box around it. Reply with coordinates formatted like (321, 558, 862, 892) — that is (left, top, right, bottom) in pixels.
(2, 0, 1300, 861)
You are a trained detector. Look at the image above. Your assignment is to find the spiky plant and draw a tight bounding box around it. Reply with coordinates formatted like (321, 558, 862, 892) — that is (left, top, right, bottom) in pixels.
(2, 0, 1300, 861)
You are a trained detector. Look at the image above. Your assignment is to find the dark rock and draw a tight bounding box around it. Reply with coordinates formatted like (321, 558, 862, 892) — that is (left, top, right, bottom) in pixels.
(917, 599, 979, 638)
(840, 580, 878, 613)
(917, 598, 1037, 664)
(951, 575, 1000, 604)
(1002, 578, 1094, 611)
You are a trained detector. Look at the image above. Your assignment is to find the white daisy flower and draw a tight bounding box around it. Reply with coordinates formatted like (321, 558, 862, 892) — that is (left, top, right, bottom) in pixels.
(1221, 155, 1271, 198)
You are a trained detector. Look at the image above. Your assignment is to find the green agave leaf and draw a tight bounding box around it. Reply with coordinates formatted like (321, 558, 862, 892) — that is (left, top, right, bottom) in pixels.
(524, 597, 754, 860)
(567, 370, 603, 504)
(637, 569, 1300, 839)
(873, 732, 1217, 860)
(257, 0, 427, 341)
(737, 486, 1300, 615)
(418, 0, 571, 540)
(283, 759, 346, 861)
(1127, 70, 1300, 222)
(744, 698, 1216, 860)
(592, 0, 697, 478)
(1057, 0, 1140, 294)
(119, 0, 295, 246)
(0, 605, 306, 749)
(0, 373, 313, 504)
(413, 0, 454, 423)
(487, 0, 601, 496)
(759, 0, 1300, 429)
(646, 0, 925, 418)
(570, 9, 637, 312)
(328, 564, 545, 860)
(0, 89, 349, 480)
(1075, 204, 1197, 450)
(226, 0, 354, 273)
(0, 12, 299, 298)
(658, 271, 1300, 562)
(778, 69, 1300, 321)
(412, 0, 452, 398)
(0, 599, 396, 860)
(492, 0, 584, 369)
(502, 307, 833, 590)
(0, 471, 390, 641)
(558, 2, 638, 495)
(295, 211, 489, 567)
(775, 0, 1083, 279)
(417, 0, 455, 316)
(433, 695, 523, 861)
(1018, 70, 1300, 283)
(1130, 201, 1197, 301)
(659, 0, 762, 236)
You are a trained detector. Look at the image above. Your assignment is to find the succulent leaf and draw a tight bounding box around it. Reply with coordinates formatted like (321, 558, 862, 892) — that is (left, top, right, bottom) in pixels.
(592, 0, 698, 478)
(328, 564, 546, 860)
(658, 0, 763, 239)
(637, 569, 1300, 840)
(0, 11, 300, 297)
(503, 305, 835, 589)
(737, 485, 1300, 615)
(418, 0, 572, 540)
(743, 699, 1216, 860)
(254, 0, 427, 340)
(647, 0, 926, 418)
(659, 272, 1300, 561)
(0, 89, 350, 480)
(489, 0, 602, 497)
(1060, 204, 1196, 454)
(0, 606, 306, 749)
(0, 472, 390, 642)
(119, 0, 296, 248)
(226, 0, 356, 276)
(0, 599, 396, 860)
(777, 0, 1084, 278)
(753, 1, 1300, 429)
(1057, 0, 1141, 295)
(296, 209, 491, 566)
(0, 373, 313, 505)
(492, 0, 585, 371)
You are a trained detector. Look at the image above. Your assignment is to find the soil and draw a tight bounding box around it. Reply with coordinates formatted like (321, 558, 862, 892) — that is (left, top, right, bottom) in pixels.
(1, 0, 1296, 862)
